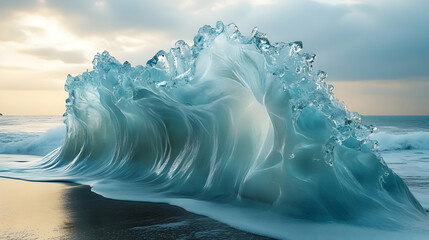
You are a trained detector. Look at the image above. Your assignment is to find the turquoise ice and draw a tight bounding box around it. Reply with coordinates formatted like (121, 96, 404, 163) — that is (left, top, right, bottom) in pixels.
(1, 22, 427, 239)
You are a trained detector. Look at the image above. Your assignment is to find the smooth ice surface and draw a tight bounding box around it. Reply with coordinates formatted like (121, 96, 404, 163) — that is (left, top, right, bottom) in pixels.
(0, 22, 428, 239)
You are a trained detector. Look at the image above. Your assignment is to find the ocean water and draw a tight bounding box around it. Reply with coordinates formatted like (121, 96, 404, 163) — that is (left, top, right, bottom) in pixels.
(1, 116, 429, 207)
(0, 116, 65, 156)
(1, 115, 428, 233)
(0, 23, 428, 239)
(363, 116, 429, 210)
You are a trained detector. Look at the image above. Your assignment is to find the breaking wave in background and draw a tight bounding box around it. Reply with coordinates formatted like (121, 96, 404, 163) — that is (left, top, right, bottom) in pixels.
(3, 127, 429, 155)
(371, 132, 429, 151)
(1, 22, 428, 239)
(0, 126, 65, 156)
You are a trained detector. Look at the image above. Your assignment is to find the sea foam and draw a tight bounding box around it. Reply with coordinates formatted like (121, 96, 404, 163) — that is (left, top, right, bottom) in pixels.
(0, 126, 65, 156)
(372, 131, 429, 151)
(0, 22, 428, 239)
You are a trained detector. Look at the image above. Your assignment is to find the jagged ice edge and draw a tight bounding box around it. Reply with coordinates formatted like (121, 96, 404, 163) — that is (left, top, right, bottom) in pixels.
(64, 21, 381, 169)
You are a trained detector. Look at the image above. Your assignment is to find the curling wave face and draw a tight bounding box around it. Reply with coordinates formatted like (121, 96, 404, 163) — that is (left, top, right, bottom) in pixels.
(1, 22, 427, 236)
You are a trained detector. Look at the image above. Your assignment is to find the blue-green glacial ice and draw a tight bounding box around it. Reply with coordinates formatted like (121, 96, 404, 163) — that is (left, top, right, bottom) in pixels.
(1, 22, 428, 239)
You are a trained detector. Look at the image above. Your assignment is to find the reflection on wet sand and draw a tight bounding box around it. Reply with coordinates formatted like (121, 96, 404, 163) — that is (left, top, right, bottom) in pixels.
(0, 178, 270, 239)
(0, 178, 71, 239)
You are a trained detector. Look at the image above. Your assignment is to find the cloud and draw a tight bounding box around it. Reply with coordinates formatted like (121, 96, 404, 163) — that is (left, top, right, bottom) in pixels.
(0, 0, 428, 81)
(19, 47, 87, 63)
(232, 0, 429, 81)
(0, 0, 39, 16)
(45, 0, 183, 36)
(0, 0, 428, 114)
(331, 79, 429, 115)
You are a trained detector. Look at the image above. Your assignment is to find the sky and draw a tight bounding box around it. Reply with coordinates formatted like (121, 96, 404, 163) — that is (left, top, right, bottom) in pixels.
(0, 0, 428, 115)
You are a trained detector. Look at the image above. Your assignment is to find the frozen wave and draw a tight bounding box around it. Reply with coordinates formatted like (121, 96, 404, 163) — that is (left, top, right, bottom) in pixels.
(0, 22, 427, 239)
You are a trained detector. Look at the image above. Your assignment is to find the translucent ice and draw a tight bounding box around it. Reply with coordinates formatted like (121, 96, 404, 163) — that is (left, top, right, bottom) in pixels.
(1, 21, 427, 239)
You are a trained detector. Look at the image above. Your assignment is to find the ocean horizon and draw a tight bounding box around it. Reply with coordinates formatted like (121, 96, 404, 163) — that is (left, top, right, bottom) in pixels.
(1, 114, 429, 239)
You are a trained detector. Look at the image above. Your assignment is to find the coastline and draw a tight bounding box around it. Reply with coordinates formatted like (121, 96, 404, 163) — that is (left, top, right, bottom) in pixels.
(2, 115, 429, 239)
(0, 177, 271, 240)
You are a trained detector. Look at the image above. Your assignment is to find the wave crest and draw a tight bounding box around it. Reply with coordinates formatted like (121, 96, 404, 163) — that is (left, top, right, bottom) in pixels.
(0, 126, 65, 156)
(2, 22, 427, 232)
(373, 131, 429, 151)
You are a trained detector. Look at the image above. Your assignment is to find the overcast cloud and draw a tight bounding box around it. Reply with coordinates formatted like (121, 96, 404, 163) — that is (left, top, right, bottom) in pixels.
(0, 0, 428, 114)
(1, 0, 428, 80)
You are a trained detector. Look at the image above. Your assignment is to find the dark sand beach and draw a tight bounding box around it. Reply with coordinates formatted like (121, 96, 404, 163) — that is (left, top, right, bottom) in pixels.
(0, 177, 271, 240)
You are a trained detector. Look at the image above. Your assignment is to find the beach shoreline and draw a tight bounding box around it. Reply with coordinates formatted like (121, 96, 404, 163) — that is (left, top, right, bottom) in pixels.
(0, 177, 271, 240)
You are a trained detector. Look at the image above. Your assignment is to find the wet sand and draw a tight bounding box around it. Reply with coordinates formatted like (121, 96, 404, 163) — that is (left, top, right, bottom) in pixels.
(0, 177, 271, 240)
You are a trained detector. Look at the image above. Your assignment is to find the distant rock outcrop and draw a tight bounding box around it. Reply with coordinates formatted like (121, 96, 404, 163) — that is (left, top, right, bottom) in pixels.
(0, 113, 3, 116)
